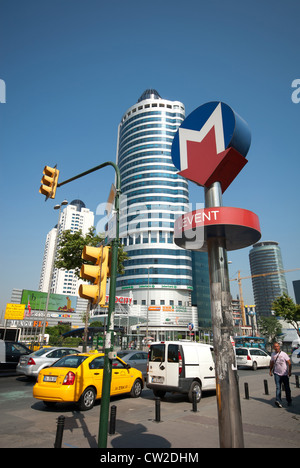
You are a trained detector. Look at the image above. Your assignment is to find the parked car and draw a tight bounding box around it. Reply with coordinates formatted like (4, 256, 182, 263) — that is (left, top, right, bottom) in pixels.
(117, 350, 148, 378)
(147, 341, 216, 403)
(0, 340, 31, 369)
(235, 347, 271, 370)
(33, 351, 144, 410)
(17, 347, 79, 378)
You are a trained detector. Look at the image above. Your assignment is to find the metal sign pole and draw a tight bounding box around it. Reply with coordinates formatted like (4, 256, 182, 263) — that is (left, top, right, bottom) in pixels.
(205, 182, 244, 448)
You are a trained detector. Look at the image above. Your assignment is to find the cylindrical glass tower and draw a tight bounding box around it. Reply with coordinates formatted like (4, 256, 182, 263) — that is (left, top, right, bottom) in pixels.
(249, 241, 288, 317)
(116, 89, 193, 307)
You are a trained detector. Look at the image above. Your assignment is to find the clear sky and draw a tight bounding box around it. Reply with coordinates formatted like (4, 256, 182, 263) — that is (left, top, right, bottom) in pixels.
(1, 0, 300, 315)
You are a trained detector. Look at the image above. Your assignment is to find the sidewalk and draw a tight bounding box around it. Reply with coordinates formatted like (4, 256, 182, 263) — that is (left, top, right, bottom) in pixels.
(105, 370, 300, 449)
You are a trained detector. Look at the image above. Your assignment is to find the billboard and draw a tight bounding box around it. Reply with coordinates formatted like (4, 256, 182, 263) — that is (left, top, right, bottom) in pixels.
(21, 290, 77, 313)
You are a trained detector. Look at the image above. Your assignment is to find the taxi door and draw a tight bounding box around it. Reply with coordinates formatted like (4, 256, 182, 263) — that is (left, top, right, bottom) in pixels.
(111, 358, 131, 395)
(89, 356, 104, 397)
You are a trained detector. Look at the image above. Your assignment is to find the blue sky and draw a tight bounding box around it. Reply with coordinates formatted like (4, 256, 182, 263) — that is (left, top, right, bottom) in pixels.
(1, 0, 300, 314)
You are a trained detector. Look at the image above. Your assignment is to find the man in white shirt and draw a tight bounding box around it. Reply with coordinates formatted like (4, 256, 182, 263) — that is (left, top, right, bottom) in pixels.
(269, 342, 292, 408)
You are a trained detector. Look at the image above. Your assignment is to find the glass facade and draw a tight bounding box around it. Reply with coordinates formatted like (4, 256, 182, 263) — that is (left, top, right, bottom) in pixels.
(191, 251, 211, 328)
(249, 241, 288, 317)
(116, 90, 192, 295)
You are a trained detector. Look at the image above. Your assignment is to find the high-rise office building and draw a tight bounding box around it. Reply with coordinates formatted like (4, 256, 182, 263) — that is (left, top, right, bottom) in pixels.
(191, 251, 211, 328)
(115, 90, 195, 337)
(249, 241, 288, 317)
(39, 199, 94, 296)
(293, 280, 300, 304)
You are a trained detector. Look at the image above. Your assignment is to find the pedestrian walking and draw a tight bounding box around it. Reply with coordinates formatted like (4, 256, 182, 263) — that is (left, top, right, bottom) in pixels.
(269, 342, 292, 408)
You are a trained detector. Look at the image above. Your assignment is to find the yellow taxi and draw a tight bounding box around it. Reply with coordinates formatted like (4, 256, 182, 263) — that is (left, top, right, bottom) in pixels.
(33, 351, 144, 410)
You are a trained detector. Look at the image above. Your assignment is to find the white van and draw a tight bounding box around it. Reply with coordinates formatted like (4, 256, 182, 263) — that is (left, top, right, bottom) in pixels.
(147, 341, 216, 403)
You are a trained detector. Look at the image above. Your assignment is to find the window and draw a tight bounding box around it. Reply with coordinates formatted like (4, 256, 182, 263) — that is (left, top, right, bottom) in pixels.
(52, 355, 87, 368)
(149, 344, 165, 362)
(112, 358, 127, 369)
(168, 344, 179, 363)
(89, 356, 105, 369)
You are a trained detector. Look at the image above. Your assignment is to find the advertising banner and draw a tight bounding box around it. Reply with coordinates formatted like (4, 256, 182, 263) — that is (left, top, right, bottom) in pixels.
(21, 290, 77, 313)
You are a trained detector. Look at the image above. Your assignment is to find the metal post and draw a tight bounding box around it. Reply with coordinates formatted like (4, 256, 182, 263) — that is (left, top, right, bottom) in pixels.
(109, 405, 117, 435)
(244, 383, 249, 400)
(192, 390, 198, 412)
(82, 302, 91, 352)
(98, 163, 120, 449)
(155, 397, 161, 422)
(205, 182, 244, 449)
(264, 379, 269, 395)
(54, 415, 65, 448)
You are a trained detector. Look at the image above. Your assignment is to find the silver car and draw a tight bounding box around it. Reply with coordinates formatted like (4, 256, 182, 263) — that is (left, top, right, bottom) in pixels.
(117, 350, 148, 378)
(235, 347, 271, 371)
(16, 347, 79, 378)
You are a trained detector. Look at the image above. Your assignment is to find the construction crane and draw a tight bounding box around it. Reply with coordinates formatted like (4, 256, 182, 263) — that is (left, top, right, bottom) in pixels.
(230, 268, 300, 330)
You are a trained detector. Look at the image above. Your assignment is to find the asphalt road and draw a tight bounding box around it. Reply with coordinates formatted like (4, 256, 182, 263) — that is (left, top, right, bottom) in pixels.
(0, 368, 280, 449)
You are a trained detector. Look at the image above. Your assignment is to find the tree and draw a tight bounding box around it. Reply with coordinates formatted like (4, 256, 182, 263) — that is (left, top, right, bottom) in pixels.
(53, 226, 128, 351)
(45, 323, 81, 347)
(257, 316, 282, 347)
(272, 293, 300, 337)
(54, 226, 128, 276)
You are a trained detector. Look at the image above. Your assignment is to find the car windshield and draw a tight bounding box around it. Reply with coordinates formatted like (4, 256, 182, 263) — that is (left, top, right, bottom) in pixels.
(32, 348, 55, 357)
(51, 355, 88, 368)
(117, 352, 130, 358)
(235, 348, 248, 356)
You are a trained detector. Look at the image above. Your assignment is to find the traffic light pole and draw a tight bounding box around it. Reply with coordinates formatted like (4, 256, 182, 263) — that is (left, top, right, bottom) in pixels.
(205, 182, 244, 448)
(57, 161, 121, 448)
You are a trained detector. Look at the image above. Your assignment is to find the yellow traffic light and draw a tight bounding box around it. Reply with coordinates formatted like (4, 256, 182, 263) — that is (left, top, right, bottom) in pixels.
(99, 246, 110, 306)
(78, 245, 111, 306)
(39, 165, 60, 200)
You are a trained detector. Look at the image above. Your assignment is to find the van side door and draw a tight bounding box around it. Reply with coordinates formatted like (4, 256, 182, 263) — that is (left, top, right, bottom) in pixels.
(148, 343, 166, 385)
(166, 344, 180, 387)
(204, 346, 216, 390)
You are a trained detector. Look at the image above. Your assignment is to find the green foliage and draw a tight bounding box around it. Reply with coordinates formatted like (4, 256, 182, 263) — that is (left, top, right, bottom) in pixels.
(54, 226, 128, 277)
(272, 293, 300, 336)
(89, 321, 103, 327)
(45, 323, 81, 347)
(257, 316, 282, 345)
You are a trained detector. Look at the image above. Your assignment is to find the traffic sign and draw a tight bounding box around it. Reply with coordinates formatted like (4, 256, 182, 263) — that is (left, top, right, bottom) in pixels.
(171, 102, 251, 192)
(5, 303, 26, 320)
(174, 206, 261, 251)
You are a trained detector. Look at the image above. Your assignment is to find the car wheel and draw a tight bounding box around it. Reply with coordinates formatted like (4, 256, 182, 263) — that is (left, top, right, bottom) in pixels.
(78, 386, 96, 411)
(188, 381, 202, 403)
(252, 361, 258, 371)
(130, 379, 143, 398)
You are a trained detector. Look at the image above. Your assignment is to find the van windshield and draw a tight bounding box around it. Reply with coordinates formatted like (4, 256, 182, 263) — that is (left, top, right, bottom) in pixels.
(149, 344, 165, 362)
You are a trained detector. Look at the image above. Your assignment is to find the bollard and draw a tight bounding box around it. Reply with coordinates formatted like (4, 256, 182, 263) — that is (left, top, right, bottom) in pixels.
(54, 415, 65, 448)
(296, 375, 299, 388)
(109, 405, 117, 435)
(244, 382, 249, 400)
(192, 390, 198, 412)
(264, 379, 269, 395)
(155, 397, 161, 422)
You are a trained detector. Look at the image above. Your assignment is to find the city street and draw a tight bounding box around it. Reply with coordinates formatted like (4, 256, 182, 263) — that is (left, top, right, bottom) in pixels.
(0, 367, 299, 449)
